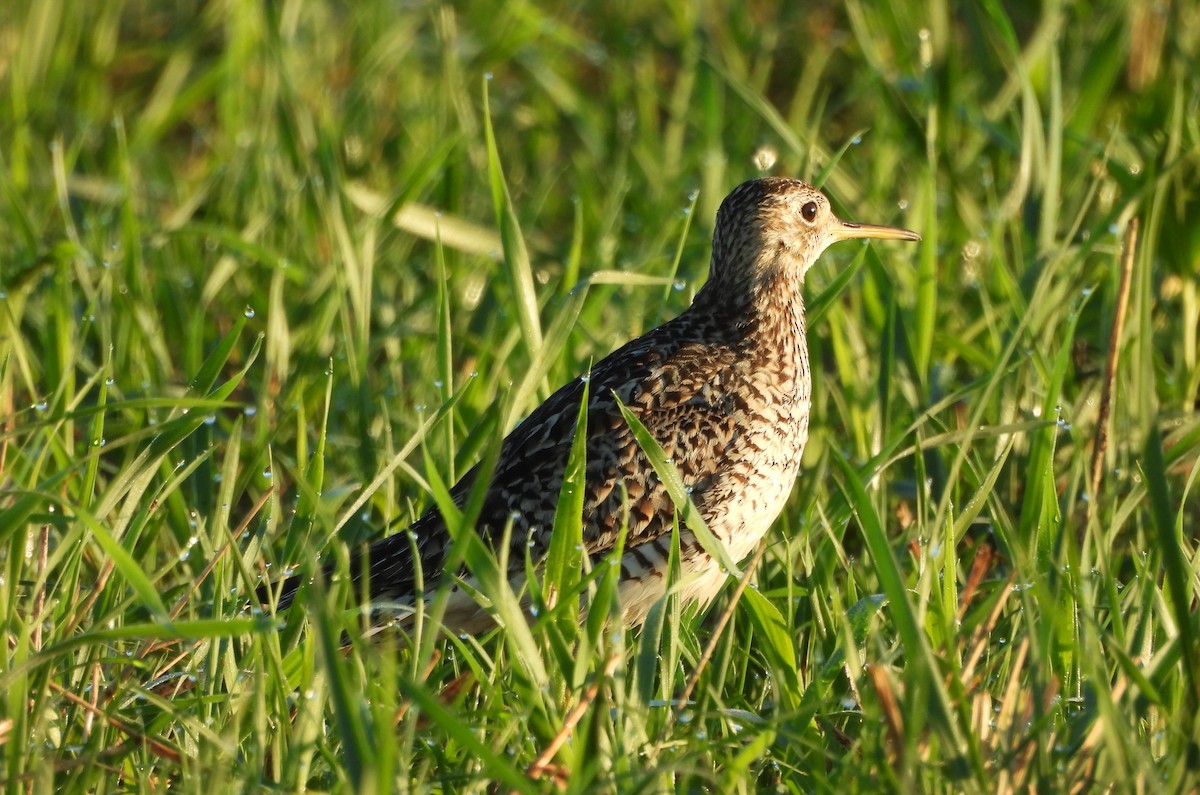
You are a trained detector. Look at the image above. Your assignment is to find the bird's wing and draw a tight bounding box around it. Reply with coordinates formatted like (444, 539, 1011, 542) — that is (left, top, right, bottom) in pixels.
(359, 316, 745, 600)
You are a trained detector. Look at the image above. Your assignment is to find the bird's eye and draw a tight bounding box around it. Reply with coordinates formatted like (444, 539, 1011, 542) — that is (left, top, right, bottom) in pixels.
(800, 201, 819, 223)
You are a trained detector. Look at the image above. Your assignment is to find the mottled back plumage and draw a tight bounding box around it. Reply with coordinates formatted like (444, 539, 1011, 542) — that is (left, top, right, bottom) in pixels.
(263, 177, 919, 632)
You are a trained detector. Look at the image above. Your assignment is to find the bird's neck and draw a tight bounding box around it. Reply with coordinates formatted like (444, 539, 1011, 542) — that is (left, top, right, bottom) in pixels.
(693, 269, 809, 363)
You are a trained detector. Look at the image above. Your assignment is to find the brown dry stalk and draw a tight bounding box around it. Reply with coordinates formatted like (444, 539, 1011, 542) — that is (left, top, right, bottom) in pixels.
(32, 524, 49, 651)
(956, 542, 995, 622)
(670, 536, 771, 729)
(527, 651, 623, 786)
(867, 665, 905, 769)
(959, 572, 1016, 689)
(1089, 218, 1139, 504)
(47, 681, 181, 764)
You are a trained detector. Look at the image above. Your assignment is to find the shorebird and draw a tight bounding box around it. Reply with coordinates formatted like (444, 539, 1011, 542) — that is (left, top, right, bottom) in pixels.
(261, 177, 919, 633)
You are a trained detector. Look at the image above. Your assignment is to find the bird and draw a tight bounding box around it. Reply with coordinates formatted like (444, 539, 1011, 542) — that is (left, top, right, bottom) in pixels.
(260, 177, 920, 634)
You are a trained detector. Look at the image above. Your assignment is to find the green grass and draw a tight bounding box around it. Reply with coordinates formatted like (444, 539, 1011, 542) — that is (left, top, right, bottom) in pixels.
(3, 0, 1200, 791)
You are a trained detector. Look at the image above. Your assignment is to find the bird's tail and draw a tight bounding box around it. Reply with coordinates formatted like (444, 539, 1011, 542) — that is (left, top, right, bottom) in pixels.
(254, 567, 307, 611)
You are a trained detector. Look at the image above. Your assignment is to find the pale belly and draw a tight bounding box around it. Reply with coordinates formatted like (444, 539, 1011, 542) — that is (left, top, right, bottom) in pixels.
(618, 417, 809, 625)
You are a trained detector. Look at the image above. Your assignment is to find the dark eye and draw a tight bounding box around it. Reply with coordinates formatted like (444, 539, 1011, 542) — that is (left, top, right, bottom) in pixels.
(801, 201, 819, 222)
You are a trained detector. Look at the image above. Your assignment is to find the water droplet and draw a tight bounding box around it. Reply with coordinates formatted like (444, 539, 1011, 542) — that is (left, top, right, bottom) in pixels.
(34, 400, 48, 412)
(673, 280, 686, 291)
(751, 146, 777, 171)
(262, 467, 273, 479)
(484, 72, 493, 80)
(244, 306, 255, 318)
(850, 135, 862, 145)
(243, 406, 257, 417)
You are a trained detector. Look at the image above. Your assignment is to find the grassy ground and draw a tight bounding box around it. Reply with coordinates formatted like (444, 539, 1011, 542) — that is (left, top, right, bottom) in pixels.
(3, 0, 1199, 791)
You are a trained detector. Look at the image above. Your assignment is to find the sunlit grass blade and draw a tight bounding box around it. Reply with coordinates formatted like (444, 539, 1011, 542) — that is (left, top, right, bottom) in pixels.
(830, 448, 979, 782)
(482, 78, 543, 359)
(541, 378, 588, 629)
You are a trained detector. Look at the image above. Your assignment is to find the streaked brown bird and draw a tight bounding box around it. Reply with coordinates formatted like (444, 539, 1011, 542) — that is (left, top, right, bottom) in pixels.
(261, 177, 920, 633)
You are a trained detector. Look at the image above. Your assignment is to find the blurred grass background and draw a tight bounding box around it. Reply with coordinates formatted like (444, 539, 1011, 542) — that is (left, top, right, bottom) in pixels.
(2, 0, 1200, 791)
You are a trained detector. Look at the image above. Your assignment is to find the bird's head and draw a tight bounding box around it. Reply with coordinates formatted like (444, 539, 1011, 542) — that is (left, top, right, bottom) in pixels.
(709, 177, 920, 291)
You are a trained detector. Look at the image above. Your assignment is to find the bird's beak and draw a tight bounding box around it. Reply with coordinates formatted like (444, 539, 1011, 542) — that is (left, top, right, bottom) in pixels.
(830, 219, 922, 243)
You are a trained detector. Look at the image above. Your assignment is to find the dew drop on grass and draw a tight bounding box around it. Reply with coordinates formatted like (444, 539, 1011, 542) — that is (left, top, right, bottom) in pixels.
(673, 280, 686, 291)
(243, 406, 257, 417)
(244, 306, 255, 318)
(262, 467, 273, 479)
(34, 400, 48, 412)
